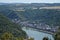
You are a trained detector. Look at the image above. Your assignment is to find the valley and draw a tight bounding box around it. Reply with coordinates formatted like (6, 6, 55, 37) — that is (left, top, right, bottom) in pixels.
(0, 3, 60, 40)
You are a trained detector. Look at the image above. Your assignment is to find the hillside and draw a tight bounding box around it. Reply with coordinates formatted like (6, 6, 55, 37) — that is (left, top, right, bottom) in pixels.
(0, 7, 60, 26)
(0, 14, 27, 39)
(14, 9, 60, 26)
(0, 3, 60, 26)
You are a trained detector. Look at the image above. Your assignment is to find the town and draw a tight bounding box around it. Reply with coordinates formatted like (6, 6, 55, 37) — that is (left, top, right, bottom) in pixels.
(12, 18, 59, 34)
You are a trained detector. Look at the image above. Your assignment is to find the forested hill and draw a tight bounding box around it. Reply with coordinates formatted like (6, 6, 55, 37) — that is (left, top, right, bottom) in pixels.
(14, 9, 60, 26)
(0, 14, 27, 39)
(0, 3, 60, 26)
(0, 8, 60, 26)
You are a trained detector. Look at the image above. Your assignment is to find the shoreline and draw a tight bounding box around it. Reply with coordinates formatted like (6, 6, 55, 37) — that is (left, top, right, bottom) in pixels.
(22, 26, 55, 35)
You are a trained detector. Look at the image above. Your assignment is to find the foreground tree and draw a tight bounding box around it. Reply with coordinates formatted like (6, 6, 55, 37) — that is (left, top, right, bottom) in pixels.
(43, 37, 49, 40)
(54, 28, 60, 40)
(1, 32, 14, 40)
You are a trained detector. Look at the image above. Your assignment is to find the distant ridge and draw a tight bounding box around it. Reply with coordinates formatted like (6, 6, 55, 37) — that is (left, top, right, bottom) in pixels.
(0, 3, 60, 6)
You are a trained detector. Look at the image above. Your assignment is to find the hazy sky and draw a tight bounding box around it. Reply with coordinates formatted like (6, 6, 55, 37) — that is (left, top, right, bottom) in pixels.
(0, 0, 60, 3)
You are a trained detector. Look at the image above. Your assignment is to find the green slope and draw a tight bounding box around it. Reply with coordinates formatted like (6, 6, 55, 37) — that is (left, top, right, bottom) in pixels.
(0, 14, 27, 39)
(15, 9, 60, 26)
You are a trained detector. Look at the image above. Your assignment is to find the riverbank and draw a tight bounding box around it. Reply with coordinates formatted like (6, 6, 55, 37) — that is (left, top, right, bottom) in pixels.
(22, 27, 54, 40)
(23, 26, 55, 35)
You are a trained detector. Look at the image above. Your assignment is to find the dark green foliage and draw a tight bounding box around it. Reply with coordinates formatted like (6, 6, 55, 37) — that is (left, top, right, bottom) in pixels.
(54, 28, 60, 40)
(0, 14, 27, 38)
(16, 9, 60, 26)
(43, 37, 49, 40)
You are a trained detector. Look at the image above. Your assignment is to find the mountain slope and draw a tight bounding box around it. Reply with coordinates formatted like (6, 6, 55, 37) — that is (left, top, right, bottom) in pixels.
(0, 4, 60, 26)
(0, 14, 27, 39)
(15, 9, 60, 26)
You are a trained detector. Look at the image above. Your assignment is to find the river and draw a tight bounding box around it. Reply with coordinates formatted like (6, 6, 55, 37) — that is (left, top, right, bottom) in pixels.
(22, 27, 54, 40)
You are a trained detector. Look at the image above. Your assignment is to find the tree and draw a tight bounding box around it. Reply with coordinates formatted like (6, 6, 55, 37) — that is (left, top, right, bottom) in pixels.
(43, 37, 49, 40)
(54, 33, 60, 40)
(1, 32, 14, 40)
(54, 28, 60, 40)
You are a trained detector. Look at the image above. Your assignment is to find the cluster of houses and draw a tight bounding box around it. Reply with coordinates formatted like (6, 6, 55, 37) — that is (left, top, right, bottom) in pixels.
(12, 18, 59, 33)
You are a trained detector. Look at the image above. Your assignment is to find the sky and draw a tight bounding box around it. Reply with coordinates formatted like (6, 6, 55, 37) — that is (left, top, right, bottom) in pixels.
(0, 0, 60, 3)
